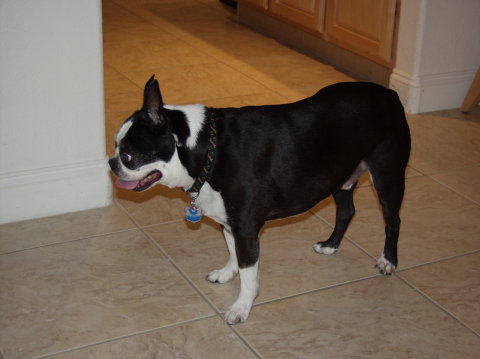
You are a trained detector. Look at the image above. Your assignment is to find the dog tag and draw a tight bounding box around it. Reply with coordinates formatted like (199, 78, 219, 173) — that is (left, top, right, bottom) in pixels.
(185, 205, 203, 223)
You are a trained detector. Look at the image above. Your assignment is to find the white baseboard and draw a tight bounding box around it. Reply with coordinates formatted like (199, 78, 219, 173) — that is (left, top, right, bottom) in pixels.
(0, 158, 112, 224)
(390, 69, 476, 113)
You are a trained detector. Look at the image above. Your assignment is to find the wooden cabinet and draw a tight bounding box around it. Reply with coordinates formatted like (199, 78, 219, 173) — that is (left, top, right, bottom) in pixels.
(270, 0, 325, 32)
(238, 0, 398, 67)
(324, 0, 397, 65)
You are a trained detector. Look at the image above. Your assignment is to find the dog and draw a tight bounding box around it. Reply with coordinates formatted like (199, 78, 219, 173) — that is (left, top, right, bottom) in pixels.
(109, 76, 411, 324)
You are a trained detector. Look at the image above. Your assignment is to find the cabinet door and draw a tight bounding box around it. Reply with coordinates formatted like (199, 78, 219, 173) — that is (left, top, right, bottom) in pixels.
(270, 0, 325, 32)
(325, 0, 397, 65)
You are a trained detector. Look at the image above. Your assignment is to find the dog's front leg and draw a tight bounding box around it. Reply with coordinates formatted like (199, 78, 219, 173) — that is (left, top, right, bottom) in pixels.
(225, 260, 259, 325)
(206, 226, 238, 283)
(224, 226, 260, 325)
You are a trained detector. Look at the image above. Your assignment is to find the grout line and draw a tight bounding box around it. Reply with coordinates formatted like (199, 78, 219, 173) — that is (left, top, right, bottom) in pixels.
(113, 198, 212, 303)
(310, 202, 480, 273)
(141, 227, 223, 315)
(253, 273, 380, 308)
(227, 325, 264, 359)
(107, 195, 268, 357)
(396, 274, 480, 337)
(113, 196, 265, 357)
(396, 249, 480, 273)
(137, 218, 185, 229)
(113, 198, 185, 228)
(31, 314, 218, 359)
(140, 229, 263, 359)
(421, 162, 480, 176)
(116, 192, 225, 320)
(0, 227, 138, 256)
(408, 163, 480, 206)
(425, 173, 480, 207)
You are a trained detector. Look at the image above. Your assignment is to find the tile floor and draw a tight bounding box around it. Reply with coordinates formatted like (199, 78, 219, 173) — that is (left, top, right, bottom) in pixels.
(1, 0, 480, 358)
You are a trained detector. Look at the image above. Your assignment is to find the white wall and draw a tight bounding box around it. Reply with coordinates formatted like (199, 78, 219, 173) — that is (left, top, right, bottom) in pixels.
(0, 0, 112, 224)
(390, 0, 480, 113)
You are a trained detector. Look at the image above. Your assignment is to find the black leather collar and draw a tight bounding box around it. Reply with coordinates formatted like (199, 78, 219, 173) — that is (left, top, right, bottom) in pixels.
(186, 113, 217, 194)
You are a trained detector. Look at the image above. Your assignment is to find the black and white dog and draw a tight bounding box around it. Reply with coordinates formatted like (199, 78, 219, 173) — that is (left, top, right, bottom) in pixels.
(109, 76, 411, 324)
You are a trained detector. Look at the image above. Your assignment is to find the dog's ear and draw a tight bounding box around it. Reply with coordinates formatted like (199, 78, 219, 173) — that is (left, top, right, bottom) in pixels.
(143, 75, 164, 125)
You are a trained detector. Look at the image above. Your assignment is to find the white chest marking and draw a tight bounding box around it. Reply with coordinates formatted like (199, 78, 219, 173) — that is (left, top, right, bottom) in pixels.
(157, 149, 194, 189)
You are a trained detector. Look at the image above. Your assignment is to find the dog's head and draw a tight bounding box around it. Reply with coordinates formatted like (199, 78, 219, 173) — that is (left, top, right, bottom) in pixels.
(109, 76, 189, 191)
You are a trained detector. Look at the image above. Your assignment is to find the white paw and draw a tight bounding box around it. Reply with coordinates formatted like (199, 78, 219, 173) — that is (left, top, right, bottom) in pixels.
(206, 268, 238, 284)
(375, 254, 396, 275)
(313, 243, 338, 255)
(225, 304, 251, 325)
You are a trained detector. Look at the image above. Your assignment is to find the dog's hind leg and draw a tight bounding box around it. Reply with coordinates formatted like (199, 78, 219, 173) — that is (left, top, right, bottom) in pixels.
(314, 183, 357, 255)
(206, 226, 238, 283)
(368, 144, 409, 275)
(371, 173, 405, 275)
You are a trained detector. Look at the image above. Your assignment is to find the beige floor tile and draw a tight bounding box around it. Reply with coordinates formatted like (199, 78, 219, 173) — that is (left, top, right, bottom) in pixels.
(103, 66, 141, 97)
(421, 106, 480, 124)
(102, 13, 180, 47)
(175, 21, 297, 60)
(407, 115, 480, 174)
(106, 1, 237, 53)
(115, 185, 188, 227)
(103, 66, 141, 113)
(236, 276, 480, 359)
(400, 252, 480, 334)
(113, 0, 234, 27)
(102, 0, 145, 32)
(202, 92, 289, 108)
(49, 317, 256, 359)
(0, 204, 135, 254)
(103, 37, 215, 73)
(431, 165, 480, 204)
(405, 165, 424, 178)
(313, 176, 480, 270)
(147, 214, 376, 313)
(145, 0, 230, 24)
(271, 71, 356, 101)
(227, 54, 351, 93)
(0, 230, 213, 359)
(123, 62, 270, 104)
(104, 91, 144, 113)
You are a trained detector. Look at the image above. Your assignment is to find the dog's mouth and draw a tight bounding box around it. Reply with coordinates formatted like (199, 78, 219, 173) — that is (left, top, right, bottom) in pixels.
(115, 170, 162, 192)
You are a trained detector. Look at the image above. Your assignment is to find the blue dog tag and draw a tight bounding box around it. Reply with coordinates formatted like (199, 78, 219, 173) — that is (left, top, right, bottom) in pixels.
(185, 205, 203, 223)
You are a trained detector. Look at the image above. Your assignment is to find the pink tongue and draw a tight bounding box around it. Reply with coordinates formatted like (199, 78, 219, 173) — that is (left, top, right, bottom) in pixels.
(115, 178, 140, 190)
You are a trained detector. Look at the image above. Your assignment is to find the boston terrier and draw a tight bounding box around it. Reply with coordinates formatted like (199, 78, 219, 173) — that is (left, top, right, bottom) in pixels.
(109, 76, 411, 324)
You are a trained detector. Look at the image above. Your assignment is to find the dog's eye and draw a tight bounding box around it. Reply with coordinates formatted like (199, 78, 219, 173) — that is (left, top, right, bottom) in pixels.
(121, 153, 132, 163)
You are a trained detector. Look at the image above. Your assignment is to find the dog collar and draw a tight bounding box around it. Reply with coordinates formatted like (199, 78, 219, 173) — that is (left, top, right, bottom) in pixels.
(186, 112, 217, 194)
